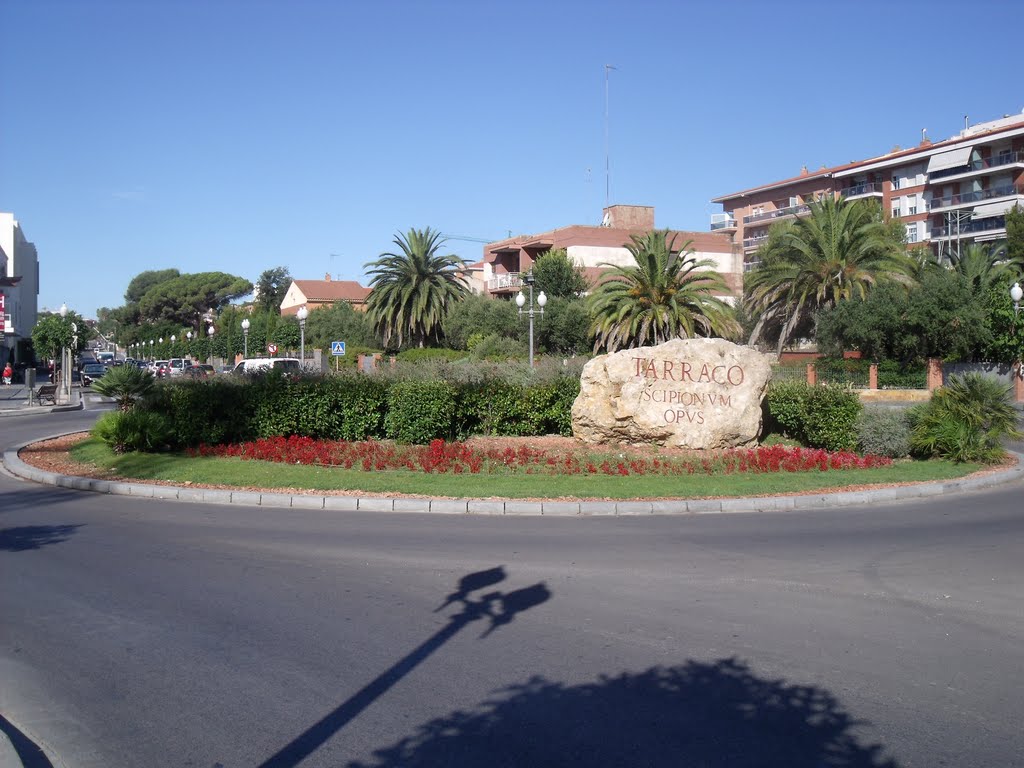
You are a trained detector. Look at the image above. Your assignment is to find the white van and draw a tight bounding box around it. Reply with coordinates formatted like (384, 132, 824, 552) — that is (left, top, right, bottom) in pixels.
(232, 358, 301, 375)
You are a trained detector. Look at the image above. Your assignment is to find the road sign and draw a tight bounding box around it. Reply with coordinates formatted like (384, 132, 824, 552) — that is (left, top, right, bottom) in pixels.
(331, 341, 346, 356)
(267, 343, 278, 355)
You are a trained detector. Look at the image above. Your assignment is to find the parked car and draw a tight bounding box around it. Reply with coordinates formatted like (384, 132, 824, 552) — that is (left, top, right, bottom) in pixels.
(186, 364, 216, 379)
(232, 358, 301, 375)
(82, 363, 107, 387)
(168, 358, 190, 377)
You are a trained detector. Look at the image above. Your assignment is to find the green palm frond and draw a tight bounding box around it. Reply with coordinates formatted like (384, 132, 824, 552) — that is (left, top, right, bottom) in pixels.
(588, 230, 739, 353)
(364, 227, 469, 348)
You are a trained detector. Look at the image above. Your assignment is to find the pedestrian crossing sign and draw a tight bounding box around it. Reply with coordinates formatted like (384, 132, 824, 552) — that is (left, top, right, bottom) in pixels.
(331, 341, 346, 356)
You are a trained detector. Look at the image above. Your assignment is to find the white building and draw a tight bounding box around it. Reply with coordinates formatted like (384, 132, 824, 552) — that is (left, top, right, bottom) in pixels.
(0, 213, 40, 365)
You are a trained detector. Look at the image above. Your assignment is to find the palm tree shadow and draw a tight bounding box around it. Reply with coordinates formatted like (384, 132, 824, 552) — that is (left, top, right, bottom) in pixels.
(0, 524, 82, 552)
(348, 657, 900, 768)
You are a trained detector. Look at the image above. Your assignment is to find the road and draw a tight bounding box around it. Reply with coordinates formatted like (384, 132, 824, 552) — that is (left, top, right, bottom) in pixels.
(1, 407, 1022, 767)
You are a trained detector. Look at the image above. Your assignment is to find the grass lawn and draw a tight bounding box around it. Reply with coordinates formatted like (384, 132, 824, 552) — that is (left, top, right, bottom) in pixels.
(70, 439, 988, 500)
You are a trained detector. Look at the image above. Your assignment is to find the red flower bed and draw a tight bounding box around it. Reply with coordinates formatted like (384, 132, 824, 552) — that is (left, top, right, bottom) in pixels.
(189, 436, 891, 476)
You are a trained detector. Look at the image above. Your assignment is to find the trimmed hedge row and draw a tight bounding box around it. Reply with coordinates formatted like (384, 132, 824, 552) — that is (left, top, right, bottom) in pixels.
(144, 372, 580, 448)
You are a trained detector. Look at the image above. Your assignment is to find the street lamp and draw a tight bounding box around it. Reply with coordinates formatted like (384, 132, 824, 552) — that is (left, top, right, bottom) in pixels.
(515, 273, 547, 368)
(149, 339, 154, 361)
(296, 305, 308, 366)
(207, 325, 215, 364)
(1011, 283, 1023, 315)
(241, 317, 250, 358)
(170, 334, 176, 356)
(57, 304, 71, 401)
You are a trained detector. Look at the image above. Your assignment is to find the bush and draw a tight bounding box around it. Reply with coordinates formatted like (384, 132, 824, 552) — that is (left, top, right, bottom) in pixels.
(385, 380, 458, 444)
(857, 408, 911, 458)
(908, 373, 1022, 463)
(764, 381, 861, 451)
(803, 384, 862, 452)
(394, 348, 467, 364)
(92, 409, 173, 453)
(876, 359, 927, 389)
(144, 360, 583, 447)
(764, 381, 810, 440)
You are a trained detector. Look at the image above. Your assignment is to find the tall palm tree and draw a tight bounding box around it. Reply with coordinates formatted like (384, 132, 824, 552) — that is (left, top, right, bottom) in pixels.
(364, 227, 469, 348)
(588, 230, 738, 353)
(744, 195, 915, 357)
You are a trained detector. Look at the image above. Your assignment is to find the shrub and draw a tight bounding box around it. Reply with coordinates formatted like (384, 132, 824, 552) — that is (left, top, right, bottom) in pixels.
(876, 359, 927, 389)
(92, 409, 173, 453)
(803, 384, 861, 452)
(385, 380, 458, 444)
(857, 408, 911, 458)
(394, 348, 467, 364)
(764, 381, 861, 451)
(764, 381, 810, 441)
(909, 373, 1022, 463)
(90, 364, 155, 411)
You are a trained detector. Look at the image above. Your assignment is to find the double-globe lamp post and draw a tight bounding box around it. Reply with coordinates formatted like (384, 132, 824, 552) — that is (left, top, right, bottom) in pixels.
(515, 274, 547, 368)
(296, 305, 308, 367)
(58, 303, 72, 402)
(241, 318, 250, 359)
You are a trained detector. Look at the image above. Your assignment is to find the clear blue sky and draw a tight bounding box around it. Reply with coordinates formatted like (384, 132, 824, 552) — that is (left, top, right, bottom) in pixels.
(1, 0, 1019, 319)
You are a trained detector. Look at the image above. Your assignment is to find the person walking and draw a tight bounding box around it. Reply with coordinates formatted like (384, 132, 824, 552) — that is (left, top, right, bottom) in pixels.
(2, 362, 12, 385)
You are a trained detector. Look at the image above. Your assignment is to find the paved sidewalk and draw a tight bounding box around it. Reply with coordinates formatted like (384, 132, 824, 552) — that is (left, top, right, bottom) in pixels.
(0, 385, 82, 416)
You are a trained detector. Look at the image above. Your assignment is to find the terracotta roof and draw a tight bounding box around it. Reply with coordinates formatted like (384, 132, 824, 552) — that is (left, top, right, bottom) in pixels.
(293, 280, 371, 303)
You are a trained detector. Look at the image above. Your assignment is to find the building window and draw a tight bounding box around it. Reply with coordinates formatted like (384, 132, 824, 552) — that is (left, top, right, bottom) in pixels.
(908, 195, 917, 215)
(905, 223, 919, 244)
(891, 198, 901, 218)
(892, 175, 901, 191)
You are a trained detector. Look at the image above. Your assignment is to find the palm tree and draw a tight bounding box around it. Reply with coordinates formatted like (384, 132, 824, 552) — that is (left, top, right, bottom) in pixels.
(588, 230, 738, 353)
(744, 195, 915, 357)
(364, 228, 469, 348)
(947, 241, 1012, 295)
(91, 364, 155, 411)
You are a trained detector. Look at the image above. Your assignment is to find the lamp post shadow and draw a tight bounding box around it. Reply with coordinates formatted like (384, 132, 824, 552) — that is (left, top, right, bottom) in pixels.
(258, 566, 550, 768)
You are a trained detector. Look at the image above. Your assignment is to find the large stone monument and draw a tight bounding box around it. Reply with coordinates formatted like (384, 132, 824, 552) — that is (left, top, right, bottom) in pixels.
(572, 338, 772, 449)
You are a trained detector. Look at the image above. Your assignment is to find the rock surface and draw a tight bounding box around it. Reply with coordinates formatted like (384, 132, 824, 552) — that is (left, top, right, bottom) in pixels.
(571, 339, 773, 449)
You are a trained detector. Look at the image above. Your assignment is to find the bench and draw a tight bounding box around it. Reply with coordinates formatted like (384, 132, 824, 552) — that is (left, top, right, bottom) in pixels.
(35, 383, 58, 405)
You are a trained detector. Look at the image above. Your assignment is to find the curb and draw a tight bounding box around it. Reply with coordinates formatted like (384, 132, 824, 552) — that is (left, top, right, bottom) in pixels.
(5, 433, 1024, 516)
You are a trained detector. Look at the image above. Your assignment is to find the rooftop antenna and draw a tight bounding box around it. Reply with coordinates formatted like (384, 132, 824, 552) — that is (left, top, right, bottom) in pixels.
(964, 114, 969, 131)
(604, 64, 617, 211)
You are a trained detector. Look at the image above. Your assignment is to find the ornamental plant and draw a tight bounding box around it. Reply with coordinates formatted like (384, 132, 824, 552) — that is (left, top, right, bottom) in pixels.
(191, 436, 891, 476)
(909, 373, 1022, 463)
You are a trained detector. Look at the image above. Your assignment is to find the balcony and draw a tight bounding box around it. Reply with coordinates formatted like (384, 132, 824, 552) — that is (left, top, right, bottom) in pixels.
(743, 202, 811, 225)
(710, 214, 736, 231)
(929, 150, 1024, 182)
(929, 183, 1023, 213)
(743, 259, 761, 272)
(840, 182, 884, 199)
(743, 234, 769, 250)
(487, 272, 523, 292)
(930, 215, 1007, 240)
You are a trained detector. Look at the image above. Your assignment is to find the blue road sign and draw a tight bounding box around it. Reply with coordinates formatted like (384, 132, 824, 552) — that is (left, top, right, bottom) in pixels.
(331, 341, 346, 356)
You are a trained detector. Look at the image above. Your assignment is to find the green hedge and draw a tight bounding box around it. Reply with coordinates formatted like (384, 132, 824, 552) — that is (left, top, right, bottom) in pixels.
(764, 381, 862, 451)
(145, 370, 581, 448)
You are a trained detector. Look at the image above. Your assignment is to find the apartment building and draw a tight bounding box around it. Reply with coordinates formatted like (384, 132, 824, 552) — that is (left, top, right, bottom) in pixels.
(711, 111, 1024, 268)
(482, 205, 742, 300)
(0, 212, 40, 364)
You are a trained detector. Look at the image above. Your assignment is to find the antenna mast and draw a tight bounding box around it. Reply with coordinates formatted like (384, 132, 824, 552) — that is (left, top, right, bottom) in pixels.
(604, 64, 616, 210)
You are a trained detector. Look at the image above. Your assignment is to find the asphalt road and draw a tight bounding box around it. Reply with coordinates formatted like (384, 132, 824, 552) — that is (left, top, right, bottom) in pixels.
(1, 408, 1022, 767)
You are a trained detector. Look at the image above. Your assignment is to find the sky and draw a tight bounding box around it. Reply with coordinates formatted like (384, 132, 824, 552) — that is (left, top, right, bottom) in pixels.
(1, 0, 1020, 319)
